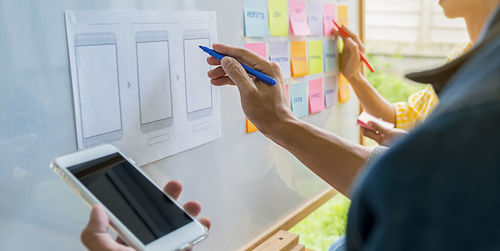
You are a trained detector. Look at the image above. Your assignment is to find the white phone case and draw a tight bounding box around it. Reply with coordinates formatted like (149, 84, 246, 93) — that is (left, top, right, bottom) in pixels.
(50, 144, 207, 251)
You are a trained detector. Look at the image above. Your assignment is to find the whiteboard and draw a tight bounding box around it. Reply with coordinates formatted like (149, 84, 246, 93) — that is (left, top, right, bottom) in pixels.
(0, 0, 360, 250)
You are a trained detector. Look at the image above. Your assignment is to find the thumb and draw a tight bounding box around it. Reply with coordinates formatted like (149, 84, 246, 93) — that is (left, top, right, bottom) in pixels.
(221, 57, 255, 94)
(81, 205, 132, 251)
(86, 205, 110, 233)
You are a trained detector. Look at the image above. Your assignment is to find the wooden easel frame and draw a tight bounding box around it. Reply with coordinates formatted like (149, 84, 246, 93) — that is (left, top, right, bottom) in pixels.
(240, 1, 366, 249)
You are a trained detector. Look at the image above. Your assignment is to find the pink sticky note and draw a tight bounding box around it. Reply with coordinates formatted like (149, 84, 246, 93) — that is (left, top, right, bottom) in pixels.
(244, 43, 267, 58)
(309, 79, 325, 114)
(289, 0, 311, 36)
(323, 3, 336, 35)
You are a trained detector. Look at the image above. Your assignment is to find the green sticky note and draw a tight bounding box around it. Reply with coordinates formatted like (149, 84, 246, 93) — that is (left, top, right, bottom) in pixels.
(308, 40, 323, 75)
(268, 0, 289, 36)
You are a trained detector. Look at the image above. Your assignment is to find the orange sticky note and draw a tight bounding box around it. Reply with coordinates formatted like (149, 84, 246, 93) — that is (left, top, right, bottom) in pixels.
(246, 118, 258, 133)
(338, 74, 351, 103)
(290, 41, 308, 78)
(337, 5, 349, 27)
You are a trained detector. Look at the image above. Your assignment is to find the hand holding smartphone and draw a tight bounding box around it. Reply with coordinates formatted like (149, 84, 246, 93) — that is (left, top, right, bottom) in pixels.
(51, 145, 207, 251)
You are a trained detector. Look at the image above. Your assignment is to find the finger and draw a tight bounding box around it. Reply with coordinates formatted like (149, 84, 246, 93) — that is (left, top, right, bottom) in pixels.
(367, 120, 391, 135)
(84, 205, 109, 234)
(164, 180, 183, 200)
(341, 25, 365, 53)
(183, 201, 202, 217)
(213, 44, 273, 75)
(330, 28, 340, 38)
(361, 127, 383, 145)
(207, 66, 227, 79)
(81, 205, 132, 251)
(207, 56, 221, 66)
(198, 218, 212, 230)
(211, 76, 235, 86)
(221, 57, 256, 94)
(343, 38, 361, 60)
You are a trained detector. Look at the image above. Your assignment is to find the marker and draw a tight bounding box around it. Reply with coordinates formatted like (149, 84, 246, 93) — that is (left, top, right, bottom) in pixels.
(332, 20, 375, 73)
(199, 46, 277, 86)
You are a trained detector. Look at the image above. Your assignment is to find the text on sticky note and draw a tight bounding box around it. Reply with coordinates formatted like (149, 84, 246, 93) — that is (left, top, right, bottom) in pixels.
(308, 40, 323, 75)
(309, 78, 325, 114)
(289, 0, 311, 36)
(291, 41, 308, 78)
(268, 0, 289, 36)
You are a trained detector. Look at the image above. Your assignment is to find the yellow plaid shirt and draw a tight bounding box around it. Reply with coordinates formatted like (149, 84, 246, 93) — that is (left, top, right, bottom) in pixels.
(393, 42, 473, 130)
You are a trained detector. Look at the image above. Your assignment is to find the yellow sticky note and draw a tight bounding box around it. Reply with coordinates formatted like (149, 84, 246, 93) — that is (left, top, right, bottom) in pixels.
(246, 118, 258, 133)
(337, 5, 349, 27)
(308, 40, 323, 75)
(338, 74, 351, 103)
(268, 0, 289, 36)
(291, 41, 308, 78)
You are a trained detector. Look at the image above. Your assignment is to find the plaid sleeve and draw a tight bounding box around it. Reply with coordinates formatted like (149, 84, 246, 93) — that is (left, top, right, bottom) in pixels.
(393, 85, 439, 130)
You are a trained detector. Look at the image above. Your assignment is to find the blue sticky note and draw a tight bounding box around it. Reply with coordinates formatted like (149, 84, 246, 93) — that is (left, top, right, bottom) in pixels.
(290, 82, 309, 118)
(323, 39, 338, 72)
(244, 0, 270, 37)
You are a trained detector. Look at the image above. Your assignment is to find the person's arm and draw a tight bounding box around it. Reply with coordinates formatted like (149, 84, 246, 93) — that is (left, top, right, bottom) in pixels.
(269, 118, 372, 195)
(207, 44, 371, 196)
(333, 25, 396, 124)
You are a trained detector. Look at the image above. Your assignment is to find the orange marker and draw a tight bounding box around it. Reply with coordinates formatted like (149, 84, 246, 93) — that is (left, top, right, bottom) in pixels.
(332, 20, 375, 73)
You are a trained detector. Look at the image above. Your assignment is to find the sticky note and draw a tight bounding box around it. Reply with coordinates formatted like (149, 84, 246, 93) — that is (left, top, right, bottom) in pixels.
(323, 3, 336, 35)
(337, 5, 349, 27)
(308, 40, 323, 75)
(324, 75, 338, 108)
(269, 42, 291, 79)
(308, 2, 323, 36)
(243, 43, 266, 133)
(290, 82, 309, 118)
(243, 43, 267, 133)
(323, 39, 338, 72)
(246, 118, 258, 133)
(244, 0, 270, 37)
(269, 0, 289, 36)
(245, 43, 267, 58)
(290, 41, 308, 78)
(308, 79, 325, 114)
(338, 73, 351, 104)
(289, 0, 311, 36)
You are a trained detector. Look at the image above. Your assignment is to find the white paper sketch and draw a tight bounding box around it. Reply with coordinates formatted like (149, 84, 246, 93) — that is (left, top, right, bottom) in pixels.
(65, 11, 221, 165)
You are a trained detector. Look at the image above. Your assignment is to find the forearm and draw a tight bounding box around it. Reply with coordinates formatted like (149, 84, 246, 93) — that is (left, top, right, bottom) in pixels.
(349, 74, 396, 124)
(265, 118, 372, 197)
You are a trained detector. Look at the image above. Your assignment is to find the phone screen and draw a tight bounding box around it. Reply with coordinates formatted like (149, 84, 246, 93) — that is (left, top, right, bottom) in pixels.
(68, 153, 192, 244)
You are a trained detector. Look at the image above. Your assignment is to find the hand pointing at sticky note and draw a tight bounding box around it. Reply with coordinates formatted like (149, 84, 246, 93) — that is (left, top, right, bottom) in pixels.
(206, 44, 292, 134)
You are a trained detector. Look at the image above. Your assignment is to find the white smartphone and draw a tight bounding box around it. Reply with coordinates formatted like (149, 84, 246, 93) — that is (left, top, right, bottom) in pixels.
(50, 144, 207, 251)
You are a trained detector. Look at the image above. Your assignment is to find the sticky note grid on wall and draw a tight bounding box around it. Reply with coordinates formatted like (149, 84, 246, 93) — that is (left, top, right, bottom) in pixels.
(243, 0, 352, 133)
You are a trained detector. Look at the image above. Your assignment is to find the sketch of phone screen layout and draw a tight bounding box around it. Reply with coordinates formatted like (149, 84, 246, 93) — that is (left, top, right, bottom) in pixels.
(74, 33, 123, 148)
(183, 31, 213, 121)
(136, 31, 173, 133)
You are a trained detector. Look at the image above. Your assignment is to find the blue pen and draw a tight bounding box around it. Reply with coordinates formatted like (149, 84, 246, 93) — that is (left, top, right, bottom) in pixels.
(199, 46, 277, 86)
